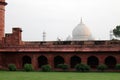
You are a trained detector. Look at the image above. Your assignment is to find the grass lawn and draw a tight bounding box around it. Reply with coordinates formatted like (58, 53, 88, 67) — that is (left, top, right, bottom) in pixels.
(0, 71, 120, 80)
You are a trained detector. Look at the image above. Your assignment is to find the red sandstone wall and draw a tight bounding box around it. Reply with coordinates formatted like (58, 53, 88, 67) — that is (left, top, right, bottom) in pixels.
(1, 52, 120, 70)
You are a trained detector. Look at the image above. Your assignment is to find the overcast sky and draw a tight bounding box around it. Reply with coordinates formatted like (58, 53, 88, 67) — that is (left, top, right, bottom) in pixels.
(5, 0, 120, 41)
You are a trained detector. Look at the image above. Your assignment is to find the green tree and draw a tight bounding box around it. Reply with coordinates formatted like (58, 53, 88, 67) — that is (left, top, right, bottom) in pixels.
(24, 64, 33, 72)
(116, 64, 120, 70)
(97, 64, 107, 72)
(57, 64, 69, 71)
(41, 65, 51, 72)
(8, 64, 16, 71)
(113, 25, 120, 38)
(75, 64, 90, 72)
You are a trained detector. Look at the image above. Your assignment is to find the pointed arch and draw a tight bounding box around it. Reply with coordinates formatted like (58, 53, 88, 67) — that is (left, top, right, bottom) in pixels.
(70, 56, 81, 68)
(87, 56, 99, 68)
(54, 56, 64, 68)
(38, 55, 48, 68)
(105, 56, 117, 69)
(22, 56, 31, 67)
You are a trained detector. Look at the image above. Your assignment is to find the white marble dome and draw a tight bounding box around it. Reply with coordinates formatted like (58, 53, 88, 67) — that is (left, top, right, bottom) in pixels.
(72, 19, 93, 40)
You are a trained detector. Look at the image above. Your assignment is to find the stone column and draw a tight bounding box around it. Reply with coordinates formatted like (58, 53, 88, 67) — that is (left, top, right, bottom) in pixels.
(81, 55, 87, 64)
(32, 55, 38, 70)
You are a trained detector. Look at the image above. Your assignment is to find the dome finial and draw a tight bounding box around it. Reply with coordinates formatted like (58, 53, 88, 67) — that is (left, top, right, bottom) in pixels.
(80, 17, 83, 24)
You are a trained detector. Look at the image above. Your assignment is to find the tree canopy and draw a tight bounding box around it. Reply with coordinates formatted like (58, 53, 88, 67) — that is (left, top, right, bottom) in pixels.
(113, 25, 120, 38)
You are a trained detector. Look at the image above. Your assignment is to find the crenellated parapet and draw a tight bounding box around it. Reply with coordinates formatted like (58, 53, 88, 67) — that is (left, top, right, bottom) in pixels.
(2, 28, 22, 46)
(0, 40, 119, 52)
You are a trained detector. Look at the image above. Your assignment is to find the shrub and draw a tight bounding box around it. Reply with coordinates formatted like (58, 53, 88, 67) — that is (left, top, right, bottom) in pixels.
(41, 65, 51, 72)
(75, 64, 90, 72)
(116, 64, 120, 70)
(57, 64, 69, 71)
(97, 64, 107, 72)
(84, 65, 90, 71)
(24, 64, 33, 72)
(8, 64, 16, 71)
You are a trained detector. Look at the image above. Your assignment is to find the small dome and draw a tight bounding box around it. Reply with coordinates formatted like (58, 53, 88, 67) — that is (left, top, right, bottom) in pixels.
(72, 19, 93, 40)
(66, 35, 72, 41)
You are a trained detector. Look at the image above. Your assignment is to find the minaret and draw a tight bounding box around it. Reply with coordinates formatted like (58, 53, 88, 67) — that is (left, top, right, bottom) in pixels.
(110, 30, 113, 40)
(80, 18, 83, 24)
(0, 0, 7, 40)
(43, 31, 46, 41)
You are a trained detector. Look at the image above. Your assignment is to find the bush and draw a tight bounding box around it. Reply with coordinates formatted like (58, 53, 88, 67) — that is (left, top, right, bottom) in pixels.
(75, 64, 90, 72)
(84, 65, 90, 71)
(57, 64, 69, 71)
(8, 64, 16, 71)
(41, 65, 51, 72)
(24, 64, 33, 72)
(116, 64, 120, 70)
(97, 64, 107, 72)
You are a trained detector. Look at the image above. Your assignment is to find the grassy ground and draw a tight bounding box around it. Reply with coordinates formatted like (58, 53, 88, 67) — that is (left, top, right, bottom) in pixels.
(0, 71, 120, 80)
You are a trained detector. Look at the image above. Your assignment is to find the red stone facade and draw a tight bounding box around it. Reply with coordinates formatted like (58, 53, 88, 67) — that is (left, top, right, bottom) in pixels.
(0, 0, 120, 71)
(0, 28, 120, 70)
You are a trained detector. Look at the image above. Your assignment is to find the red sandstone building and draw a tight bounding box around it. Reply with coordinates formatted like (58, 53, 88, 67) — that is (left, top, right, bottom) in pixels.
(0, 0, 120, 70)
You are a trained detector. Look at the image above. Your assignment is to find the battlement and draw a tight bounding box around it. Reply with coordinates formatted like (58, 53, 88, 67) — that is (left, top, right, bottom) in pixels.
(0, 26, 119, 52)
(2, 28, 22, 46)
(23, 40, 120, 46)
